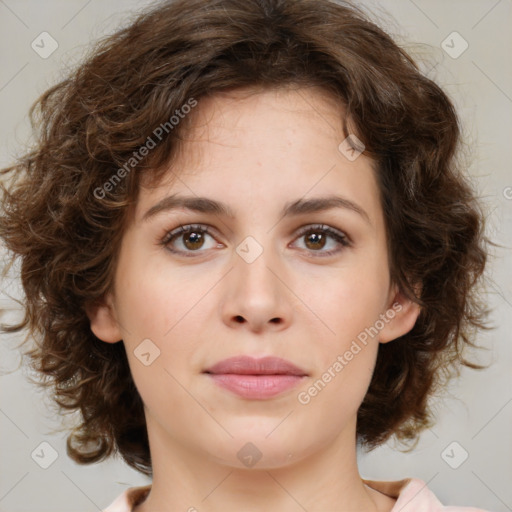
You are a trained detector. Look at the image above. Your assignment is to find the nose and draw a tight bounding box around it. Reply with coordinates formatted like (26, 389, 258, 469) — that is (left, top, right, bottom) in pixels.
(220, 244, 294, 334)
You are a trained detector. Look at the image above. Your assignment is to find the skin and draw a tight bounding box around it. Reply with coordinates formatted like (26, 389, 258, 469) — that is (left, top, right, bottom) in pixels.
(88, 85, 420, 511)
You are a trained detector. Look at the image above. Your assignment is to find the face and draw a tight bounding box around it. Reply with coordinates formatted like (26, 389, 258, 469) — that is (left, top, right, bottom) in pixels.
(88, 86, 420, 470)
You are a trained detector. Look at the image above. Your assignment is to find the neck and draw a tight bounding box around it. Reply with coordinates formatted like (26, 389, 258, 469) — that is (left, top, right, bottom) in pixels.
(134, 418, 394, 512)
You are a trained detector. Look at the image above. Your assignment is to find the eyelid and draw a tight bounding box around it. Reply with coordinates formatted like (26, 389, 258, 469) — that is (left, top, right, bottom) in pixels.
(160, 224, 223, 259)
(293, 223, 351, 245)
(160, 223, 221, 245)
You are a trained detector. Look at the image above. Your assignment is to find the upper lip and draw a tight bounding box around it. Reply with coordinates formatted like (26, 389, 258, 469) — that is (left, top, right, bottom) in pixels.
(204, 356, 308, 376)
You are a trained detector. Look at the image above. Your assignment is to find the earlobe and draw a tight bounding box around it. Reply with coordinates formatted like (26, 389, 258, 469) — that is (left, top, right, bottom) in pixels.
(85, 293, 123, 343)
(379, 286, 421, 344)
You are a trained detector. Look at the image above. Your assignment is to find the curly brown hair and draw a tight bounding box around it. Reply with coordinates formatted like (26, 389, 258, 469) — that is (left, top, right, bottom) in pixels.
(0, 0, 490, 477)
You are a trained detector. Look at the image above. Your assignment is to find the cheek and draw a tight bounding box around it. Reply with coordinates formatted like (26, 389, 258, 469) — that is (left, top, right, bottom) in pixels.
(113, 255, 215, 391)
(113, 243, 202, 339)
(297, 266, 388, 347)
(299, 283, 381, 415)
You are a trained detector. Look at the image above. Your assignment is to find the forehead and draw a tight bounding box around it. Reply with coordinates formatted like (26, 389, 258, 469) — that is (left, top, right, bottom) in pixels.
(135, 86, 382, 229)
(180, 85, 348, 162)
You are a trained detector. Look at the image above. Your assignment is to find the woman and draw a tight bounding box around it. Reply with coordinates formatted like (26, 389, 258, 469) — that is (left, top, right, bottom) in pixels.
(0, 0, 491, 510)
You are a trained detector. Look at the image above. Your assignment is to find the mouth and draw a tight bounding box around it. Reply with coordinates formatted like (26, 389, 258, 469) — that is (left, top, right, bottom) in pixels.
(203, 356, 308, 400)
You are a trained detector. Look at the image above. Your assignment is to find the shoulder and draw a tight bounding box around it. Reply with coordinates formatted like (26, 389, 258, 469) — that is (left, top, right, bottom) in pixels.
(102, 485, 151, 512)
(105, 479, 491, 512)
(363, 477, 491, 511)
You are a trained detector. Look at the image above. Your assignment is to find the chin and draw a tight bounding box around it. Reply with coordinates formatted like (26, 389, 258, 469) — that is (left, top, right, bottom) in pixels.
(203, 427, 316, 471)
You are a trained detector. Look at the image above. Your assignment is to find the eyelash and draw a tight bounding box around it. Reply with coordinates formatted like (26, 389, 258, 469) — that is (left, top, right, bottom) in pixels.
(160, 223, 351, 258)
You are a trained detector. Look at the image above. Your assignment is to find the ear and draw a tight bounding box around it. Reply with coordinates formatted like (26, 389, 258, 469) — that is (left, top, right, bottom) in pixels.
(378, 284, 421, 344)
(85, 293, 123, 343)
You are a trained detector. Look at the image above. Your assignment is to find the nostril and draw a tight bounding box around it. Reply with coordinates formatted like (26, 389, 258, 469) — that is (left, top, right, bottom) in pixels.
(234, 315, 245, 323)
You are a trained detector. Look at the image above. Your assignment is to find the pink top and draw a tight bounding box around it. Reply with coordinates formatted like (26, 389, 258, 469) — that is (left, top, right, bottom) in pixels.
(103, 477, 490, 511)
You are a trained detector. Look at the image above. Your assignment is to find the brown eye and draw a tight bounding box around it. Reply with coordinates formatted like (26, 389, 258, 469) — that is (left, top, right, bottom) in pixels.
(292, 224, 350, 257)
(162, 224, 221, 255)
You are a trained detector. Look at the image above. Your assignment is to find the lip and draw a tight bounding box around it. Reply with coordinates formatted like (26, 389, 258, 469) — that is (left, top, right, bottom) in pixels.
(203, 356, 308, 400)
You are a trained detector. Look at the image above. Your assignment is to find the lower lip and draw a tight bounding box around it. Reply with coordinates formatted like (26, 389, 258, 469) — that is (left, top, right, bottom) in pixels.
(206, 374, 304, 399)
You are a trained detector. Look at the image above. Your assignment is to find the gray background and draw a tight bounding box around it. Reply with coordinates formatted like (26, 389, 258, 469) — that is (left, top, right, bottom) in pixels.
(0, 0, 511, 510)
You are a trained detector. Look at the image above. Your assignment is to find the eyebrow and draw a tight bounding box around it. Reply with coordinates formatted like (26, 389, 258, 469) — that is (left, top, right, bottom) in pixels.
(142, 194, 371, 225)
